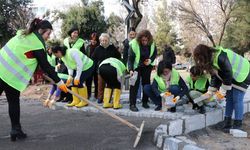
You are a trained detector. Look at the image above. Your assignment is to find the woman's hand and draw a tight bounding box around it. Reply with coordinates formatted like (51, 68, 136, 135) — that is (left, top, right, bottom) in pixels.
(143, 59, 151, 66)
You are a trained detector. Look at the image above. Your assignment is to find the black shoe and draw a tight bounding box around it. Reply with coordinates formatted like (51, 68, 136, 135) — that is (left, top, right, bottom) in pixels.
(168, 107, 176, 113)
(130, 105, 139, 112)
(142, 102, 150, 109)
(10, 126, 27, 142)
(198, 105, 206, 114)
(222, 117, 232, 133)
(232, 120, 242, 130)
(155, 105, 162, 111)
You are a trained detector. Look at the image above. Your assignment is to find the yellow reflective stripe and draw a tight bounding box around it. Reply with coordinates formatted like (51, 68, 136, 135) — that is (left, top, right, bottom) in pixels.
(3, 45, 33, 77)
(0, 54, 29, 84)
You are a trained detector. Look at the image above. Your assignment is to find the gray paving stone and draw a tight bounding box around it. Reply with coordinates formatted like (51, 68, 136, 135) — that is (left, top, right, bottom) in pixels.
(184, 114, 205, 133)
(176, 136, 196, 145)
(205, 109, 223, 126)
(168, 119, 183, 136)
(156, 133, 168, 148)
(183, 144, 205, 150)
(244, 103, 248, 114)
(163, 137, 185, 150)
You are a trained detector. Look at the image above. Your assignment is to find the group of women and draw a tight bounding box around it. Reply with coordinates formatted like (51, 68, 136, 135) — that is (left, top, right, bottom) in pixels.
(0, 18, 249, 141)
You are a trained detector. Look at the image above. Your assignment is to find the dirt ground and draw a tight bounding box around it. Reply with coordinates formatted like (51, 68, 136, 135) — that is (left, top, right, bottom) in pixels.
(187, 113, 250, 150)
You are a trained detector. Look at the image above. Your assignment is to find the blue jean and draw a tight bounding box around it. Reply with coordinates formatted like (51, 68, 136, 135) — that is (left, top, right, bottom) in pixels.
(73, 65, 94, 88)
(144, 85, 181, 106)
(225, 87, 245, 120)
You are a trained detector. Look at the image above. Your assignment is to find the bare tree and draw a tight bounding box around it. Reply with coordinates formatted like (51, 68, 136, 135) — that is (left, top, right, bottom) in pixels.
(130, 0, 143, 29)
(176, 0, 237, 47)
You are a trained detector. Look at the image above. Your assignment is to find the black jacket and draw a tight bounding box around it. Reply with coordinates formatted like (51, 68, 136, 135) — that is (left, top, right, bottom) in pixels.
(122, 39, 129, 65)
(127, 43, 157, 71)
(163, 49, 176, 64)
(211, 51, 250, 91)
(92, 44, 121, 71)
(32, 32, 61, 83)
(151, 76, 188, 98)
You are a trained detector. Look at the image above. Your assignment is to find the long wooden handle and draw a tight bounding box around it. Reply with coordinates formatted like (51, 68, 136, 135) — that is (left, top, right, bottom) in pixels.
(43, 74, 139, 132)
(67, 89, 139, 132)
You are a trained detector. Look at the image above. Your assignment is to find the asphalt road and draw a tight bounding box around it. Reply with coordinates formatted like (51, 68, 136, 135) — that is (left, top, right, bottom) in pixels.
(0, 99, 167, 150)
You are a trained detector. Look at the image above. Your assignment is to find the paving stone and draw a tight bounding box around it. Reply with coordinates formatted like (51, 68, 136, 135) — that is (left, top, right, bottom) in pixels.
(163, 137, 186, 150)
(176, 136, 196, 145)
(183, 144, 205, 150)
(168, 119, 183, 136)
(156, 133, 168, 148)
(205, 109, 223, 126)
(248, 103, 250, 113)
(153, 127, 164, 143)
(184, 114, 205, 133)
(230, 129, 248, 137)
(243, 103, 248, 114)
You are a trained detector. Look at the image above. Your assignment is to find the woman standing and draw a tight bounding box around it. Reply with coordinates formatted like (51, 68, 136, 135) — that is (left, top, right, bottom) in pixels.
(85, 33, 99, 100)
(52, 46, 94, 108)
(127, 30, 157, 112)
(193, 44, 250, 131)
(0, 18, 67, 141)
(92, 33, 121, 103)
(63, 27, 85, 53)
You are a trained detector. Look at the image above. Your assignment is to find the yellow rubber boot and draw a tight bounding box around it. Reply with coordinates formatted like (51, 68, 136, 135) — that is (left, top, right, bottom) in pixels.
(103, 88, 113, 108)
(75, 87, 88, 108)
(113, 89, 122, 109)
(67, 87, 80, 107)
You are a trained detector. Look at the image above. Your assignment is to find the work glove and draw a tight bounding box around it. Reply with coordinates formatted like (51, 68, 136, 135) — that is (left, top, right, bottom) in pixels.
(48, 99, 56, 108)
(66, 76, 73, 87)
(43, 99, 50, 107)
(172, 96, 180, 104)
(160, 91, 172, 99)
(57, 80, 68, 93)
(143, 59, 151, 66)
(74, 79, 80, 86)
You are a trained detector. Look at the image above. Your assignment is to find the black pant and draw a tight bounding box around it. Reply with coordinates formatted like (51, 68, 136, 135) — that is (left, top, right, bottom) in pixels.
(129, 66, 152, 106)
(0, 78, 21, 129)
(86, 67, 98, 98)
(99, 64, 121, 89)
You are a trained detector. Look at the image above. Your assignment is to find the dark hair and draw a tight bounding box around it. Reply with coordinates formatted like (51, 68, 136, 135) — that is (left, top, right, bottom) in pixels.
(157, 61, 172, 76)
(190, 66, 203, 77)
(136, 29, 153, 45)
(68, 26, 79, 36)
(193, 44, 215, 74)
(23, 18, 52, 35)
(129, 27, 136, 32)
(51, 45, 67, 56)
(164, 44, 173, 51)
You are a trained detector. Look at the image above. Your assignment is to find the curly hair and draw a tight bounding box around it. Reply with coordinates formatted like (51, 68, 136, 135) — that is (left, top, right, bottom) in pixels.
(193, 44, 216, 74)
(136, 29, 153, 45)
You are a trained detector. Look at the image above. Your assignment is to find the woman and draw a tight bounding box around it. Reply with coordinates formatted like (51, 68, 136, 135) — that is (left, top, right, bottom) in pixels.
(52, 46, 94, 108)
(193, 44, 250, 131)
(99, 58, 126, 109)
(92, 33, 121, 104)
(186, 66, 210, 114)
(144, 61, 188, 111)
(127, 30, 157, 112)
(0, 18, 67, 141)
(85, 33, 99, 100)
(63, 27, 85, 53)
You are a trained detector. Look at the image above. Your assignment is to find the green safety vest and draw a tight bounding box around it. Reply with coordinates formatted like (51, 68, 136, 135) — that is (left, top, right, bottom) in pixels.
(47, 54, 56, 67)
(57, 73, 68, 80)
(154, 69, 180, 93)
(99, 58, 126, 77)
(61, 48, 93, 71)
(0, 31, 45, 91)
(130, 39, 155, 69)
(64, 37, 85, 50)
(213, 46, 250, 83)
(186, 75, 208, 92)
